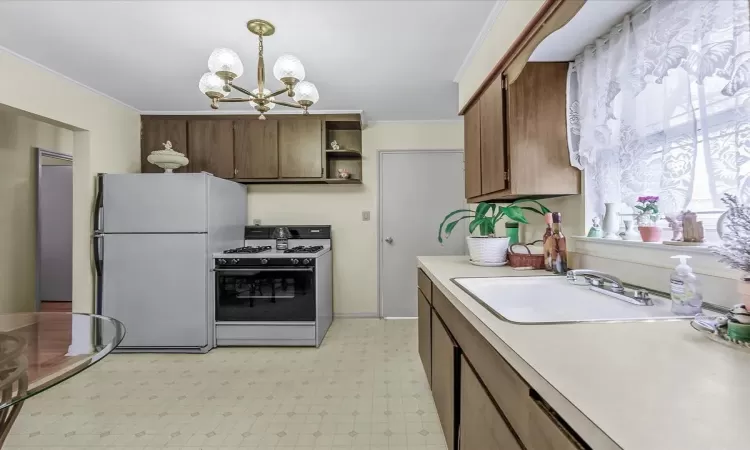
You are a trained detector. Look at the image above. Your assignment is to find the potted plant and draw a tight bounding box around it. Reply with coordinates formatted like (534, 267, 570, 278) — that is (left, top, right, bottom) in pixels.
(712, 194, 750, 309)
(635, 196, 661, 242)
(438, 200, 550, 264)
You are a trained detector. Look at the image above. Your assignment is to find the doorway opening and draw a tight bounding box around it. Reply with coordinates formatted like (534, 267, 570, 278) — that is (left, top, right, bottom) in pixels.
(377, 150, 467, 318)
(36, 149, 73, 313)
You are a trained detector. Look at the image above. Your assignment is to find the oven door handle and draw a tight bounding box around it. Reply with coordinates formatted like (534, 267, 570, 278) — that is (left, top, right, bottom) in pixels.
(213, 267, 314, 272)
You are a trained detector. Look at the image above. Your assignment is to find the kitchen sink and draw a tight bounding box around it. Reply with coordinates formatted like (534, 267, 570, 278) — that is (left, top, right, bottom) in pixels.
(451, 276, 708, 324)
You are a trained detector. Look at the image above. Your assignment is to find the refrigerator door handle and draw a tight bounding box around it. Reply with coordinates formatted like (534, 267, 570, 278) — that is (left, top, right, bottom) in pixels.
(93, 233, 103, 276)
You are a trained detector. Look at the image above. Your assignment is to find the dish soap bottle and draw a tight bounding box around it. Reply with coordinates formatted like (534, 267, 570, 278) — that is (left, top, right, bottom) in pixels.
(670, 255, 702, 315)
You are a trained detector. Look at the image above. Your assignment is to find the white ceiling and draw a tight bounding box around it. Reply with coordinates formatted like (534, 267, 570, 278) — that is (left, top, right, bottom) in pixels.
(530, 0, 644, 62)
(0, 1, 495, 121)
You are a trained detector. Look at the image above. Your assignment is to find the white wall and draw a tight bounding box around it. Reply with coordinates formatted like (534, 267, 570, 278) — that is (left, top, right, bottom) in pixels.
(247, 121, 464, 315)
(0, 49, 141, 313)
(457, 0, 546, 110)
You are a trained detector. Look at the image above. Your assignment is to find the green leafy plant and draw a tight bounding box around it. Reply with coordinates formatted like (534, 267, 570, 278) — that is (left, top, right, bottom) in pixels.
(438, 200, 550, 243)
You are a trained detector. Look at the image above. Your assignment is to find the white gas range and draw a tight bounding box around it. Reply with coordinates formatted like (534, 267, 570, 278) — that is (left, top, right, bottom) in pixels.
(213, 226, 332, 347)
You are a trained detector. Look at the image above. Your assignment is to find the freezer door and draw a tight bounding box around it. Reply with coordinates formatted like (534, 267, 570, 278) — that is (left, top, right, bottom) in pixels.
(101, 233, 208, 348)
(102, 173, 207, 233)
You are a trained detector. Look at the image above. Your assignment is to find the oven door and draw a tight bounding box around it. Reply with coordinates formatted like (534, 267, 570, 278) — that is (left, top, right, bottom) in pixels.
(215, 267, 316, 322)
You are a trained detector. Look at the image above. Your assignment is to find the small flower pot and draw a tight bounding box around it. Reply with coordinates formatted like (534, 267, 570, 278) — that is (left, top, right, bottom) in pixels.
(737, 278, 750, 310)
(466, 236, 510, 264)
(638, 226, 662, 242)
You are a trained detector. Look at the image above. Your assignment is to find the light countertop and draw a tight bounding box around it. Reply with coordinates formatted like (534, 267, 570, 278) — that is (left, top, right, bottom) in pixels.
(417, 255, 750, 450)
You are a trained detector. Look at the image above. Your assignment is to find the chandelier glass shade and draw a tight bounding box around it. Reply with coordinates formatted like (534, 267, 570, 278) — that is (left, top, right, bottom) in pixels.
(198, 19, 319, 119)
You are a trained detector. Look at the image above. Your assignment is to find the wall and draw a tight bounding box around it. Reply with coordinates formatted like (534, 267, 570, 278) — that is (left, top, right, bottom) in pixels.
(0, 48, 141, 313)
(247, 121, 464, 316)
(40, 164, 73, 302)
(457, 0, 546, 110)
(0, 112, 73, 312)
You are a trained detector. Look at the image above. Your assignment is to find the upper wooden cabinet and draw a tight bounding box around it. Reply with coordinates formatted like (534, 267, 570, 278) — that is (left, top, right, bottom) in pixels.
(279, 118, 323, 178)
(141, 119, 188, 174)
(462, 62, 579, 202)
(234, 119, 279, 179)
(140, 114, 361, 184)
(187, 120, 235, 178)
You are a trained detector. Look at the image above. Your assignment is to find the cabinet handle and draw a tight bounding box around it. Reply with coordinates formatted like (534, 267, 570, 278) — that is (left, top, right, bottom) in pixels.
(234, 168, 238, 175)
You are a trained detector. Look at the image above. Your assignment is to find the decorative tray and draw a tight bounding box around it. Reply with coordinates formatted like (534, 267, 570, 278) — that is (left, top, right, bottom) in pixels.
(690, 316, 750, 352)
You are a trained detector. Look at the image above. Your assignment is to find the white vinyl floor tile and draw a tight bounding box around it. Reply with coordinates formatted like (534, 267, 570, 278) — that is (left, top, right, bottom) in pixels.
(7, 319, 447, 450)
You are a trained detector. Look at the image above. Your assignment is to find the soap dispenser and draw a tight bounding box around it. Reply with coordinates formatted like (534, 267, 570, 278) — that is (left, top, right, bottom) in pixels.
(670, 255, 703, 315)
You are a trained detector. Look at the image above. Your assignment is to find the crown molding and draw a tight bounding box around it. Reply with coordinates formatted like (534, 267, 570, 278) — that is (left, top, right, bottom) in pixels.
(0, 45, 141, 113)
(140, 109, 364, 116)
(453, 0, 507, 83)
(368, 119, 463, 125)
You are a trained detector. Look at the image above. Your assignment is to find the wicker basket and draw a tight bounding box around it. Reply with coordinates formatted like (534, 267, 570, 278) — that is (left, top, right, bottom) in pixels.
(508, 240, 545, 269)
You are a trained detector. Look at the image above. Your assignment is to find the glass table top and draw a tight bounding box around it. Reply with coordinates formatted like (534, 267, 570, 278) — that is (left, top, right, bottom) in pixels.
(0, 313, 124, 410)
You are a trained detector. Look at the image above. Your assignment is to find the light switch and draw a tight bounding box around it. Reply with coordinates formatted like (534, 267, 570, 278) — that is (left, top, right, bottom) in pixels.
(362, 211, 370, 221)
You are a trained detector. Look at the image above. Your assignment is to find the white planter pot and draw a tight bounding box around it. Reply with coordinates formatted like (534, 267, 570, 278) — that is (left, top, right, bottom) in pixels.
(466, 236, 509, 263)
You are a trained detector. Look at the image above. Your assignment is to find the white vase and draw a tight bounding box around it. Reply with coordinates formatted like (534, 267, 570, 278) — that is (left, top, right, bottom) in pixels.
(602, 203, 621, 240)
(466, 236, 509, 263)
(622, 219, 641, 241)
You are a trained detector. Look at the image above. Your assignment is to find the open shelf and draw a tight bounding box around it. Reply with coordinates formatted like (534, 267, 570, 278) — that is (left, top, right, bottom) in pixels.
(325, 118, 363, 183)
(326, 149, 362, 155)
(324, 178, 362, 184)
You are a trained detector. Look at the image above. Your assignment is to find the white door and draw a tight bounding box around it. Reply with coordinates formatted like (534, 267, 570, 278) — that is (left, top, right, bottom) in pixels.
(380, 151, 466, 318)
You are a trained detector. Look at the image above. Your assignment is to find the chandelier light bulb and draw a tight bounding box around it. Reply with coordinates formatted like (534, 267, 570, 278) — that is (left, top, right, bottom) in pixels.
(252, 88, 276, 110)
(198, 72, 228, 99)
(273, 54, 306, 84)
(293, 81, 319, 106)
(208, 48, 244, 80)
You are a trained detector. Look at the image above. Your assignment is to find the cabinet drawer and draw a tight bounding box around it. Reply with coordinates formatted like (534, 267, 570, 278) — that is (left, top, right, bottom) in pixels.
(417, 268, 432, 302)
(523, 391, 586, 450)
(432, 287, 529, 436)
(417, 290, 432, 386)
(431, 310, 458, 450)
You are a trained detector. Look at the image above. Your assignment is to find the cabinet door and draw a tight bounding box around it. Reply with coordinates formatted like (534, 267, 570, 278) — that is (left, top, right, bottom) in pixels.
(279, 118, 323, 178)
(463, 101, 482, 199)
(141, 119, 188, 173)
(479, 74, 507, 194)
(460, 355, 522, 450)
(431, 311, 458, 450)
(418, 290, 432, 386)
(187, 120, 234, 178)
(234, 120, 279, 179)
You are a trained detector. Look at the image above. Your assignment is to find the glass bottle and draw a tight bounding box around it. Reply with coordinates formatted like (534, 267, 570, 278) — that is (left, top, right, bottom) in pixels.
(552, 212, 568, 274)
(505, 222, 519, 247)
(543, 213, 554, 271)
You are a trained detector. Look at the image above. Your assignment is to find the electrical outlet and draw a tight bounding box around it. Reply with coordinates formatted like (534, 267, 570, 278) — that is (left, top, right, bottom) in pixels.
(362, 211, 370, 221)
(253, 219, 262, 225)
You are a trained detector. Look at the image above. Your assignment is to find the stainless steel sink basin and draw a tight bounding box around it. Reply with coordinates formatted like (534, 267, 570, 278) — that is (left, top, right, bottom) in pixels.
(451, 276, 708, 324)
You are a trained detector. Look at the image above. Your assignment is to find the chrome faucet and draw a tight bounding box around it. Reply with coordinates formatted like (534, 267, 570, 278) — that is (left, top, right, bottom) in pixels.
(566, 270, 653, 306)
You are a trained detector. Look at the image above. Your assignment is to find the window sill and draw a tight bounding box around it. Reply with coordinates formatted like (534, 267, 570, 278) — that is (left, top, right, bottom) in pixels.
(569, 236, 739, 280)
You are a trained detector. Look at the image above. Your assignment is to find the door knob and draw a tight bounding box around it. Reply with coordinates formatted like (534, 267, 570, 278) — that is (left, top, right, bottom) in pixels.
(385, 237, 393, 244)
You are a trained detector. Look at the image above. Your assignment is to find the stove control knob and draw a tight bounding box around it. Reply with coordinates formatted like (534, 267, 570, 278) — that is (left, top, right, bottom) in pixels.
(218, 259, 227, 265)
(291, 259, 300, 265)
(303, 259, 310, 265)
(231, 259, 240, 264)
(261, 258, 269, 265)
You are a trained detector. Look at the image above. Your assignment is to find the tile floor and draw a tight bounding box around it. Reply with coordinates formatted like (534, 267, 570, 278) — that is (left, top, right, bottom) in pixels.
(8, 319, 447, 449)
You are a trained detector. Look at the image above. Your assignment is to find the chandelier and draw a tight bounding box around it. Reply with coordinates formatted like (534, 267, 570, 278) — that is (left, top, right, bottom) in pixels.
(198, 19, 319, 120)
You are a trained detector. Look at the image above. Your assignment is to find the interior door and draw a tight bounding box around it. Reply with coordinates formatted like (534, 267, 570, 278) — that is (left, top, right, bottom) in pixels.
(234, 119, 279, 179)
(278, 118, 323, 178)
(380, 151, 465, 317)
(102, 233, 208, 348)
(188, 119, 234, 178)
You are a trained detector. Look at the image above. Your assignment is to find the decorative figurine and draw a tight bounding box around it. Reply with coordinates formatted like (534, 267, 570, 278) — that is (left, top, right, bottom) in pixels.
(587, 216, 603, 238)
(337, 168, 351, 179)
(146, 140, 189, 173)
(665, 212, 685, 241)
(682, 211, 705, 242)
(330, 140, 340, 150)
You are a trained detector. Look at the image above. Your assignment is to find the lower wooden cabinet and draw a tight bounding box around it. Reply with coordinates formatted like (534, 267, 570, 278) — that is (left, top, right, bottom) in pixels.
(460, 355, 522, 450)
(417, 290, 431, 386)
(431, 311, 458, 450)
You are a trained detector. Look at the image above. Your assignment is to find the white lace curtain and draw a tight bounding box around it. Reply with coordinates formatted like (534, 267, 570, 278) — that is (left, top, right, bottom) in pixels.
(567, 0, 750, 216)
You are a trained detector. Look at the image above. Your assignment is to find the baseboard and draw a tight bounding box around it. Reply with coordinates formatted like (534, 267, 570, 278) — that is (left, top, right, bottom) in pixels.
(334, 312, 380, 319)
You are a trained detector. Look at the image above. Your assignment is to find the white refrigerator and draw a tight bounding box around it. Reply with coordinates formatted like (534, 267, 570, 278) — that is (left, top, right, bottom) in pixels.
(93, 173, 247, 352)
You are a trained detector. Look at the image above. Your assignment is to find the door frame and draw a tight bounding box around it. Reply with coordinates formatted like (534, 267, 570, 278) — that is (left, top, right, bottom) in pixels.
(35, 148, 73, 311)
(377, 149, 464, 318)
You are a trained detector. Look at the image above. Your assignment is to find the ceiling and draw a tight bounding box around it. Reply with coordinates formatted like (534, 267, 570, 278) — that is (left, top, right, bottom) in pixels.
(530, 0, 644, 62)
(0, 1, 495, 121)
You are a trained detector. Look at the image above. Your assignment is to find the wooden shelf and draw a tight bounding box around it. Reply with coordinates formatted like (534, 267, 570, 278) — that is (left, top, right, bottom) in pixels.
(324, 178, 362, 184)
(326, 149, 362, 156)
